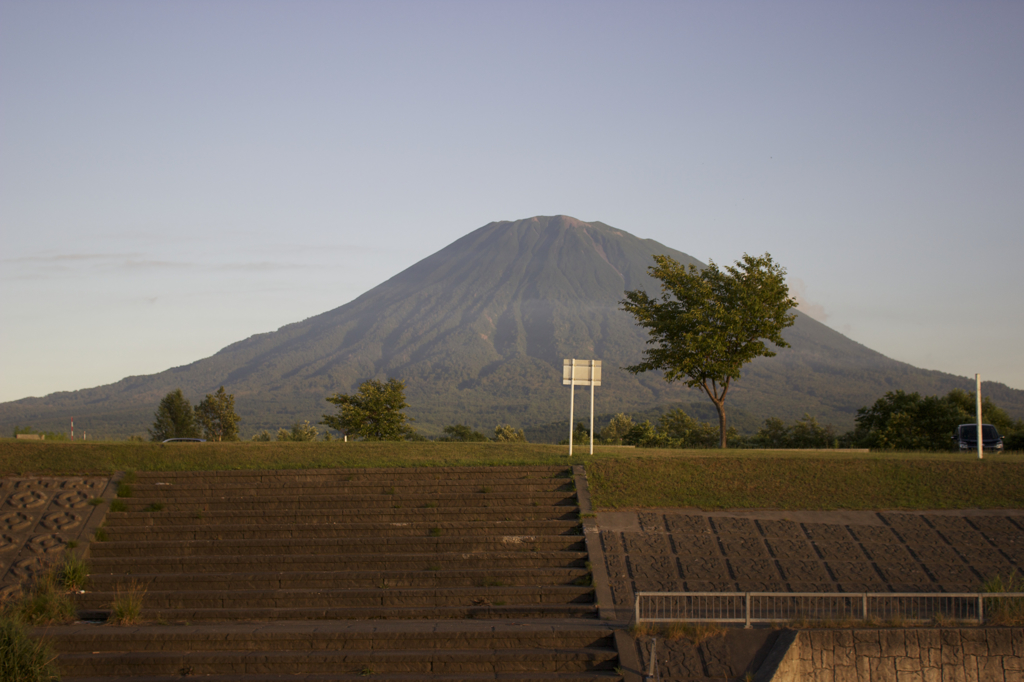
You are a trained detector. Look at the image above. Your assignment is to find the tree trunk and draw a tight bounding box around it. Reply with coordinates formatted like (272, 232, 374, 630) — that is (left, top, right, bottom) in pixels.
(713, 398, 727, 448)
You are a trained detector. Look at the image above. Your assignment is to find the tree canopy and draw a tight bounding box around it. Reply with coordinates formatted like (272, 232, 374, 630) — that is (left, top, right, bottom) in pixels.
(321, 378, 410, 441)
(195, 386, 241, 442)
(852, 389, 1022, 450)
(621, 253, 797, 447)
(149, 389, 199, 441)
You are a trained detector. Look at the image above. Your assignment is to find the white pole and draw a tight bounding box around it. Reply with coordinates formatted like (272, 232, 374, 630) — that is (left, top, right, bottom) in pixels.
(976, 373, 983, 460)
(569, 360, 575, 457)
(589, 359, 595, 456)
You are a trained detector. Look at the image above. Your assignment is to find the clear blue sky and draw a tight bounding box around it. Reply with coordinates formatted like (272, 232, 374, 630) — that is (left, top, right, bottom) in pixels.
(2, 0, 1022, 404)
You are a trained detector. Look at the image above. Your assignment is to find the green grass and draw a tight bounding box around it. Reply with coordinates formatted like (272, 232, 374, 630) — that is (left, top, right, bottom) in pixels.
(5, 567, 77, 626)
(2, 440, 1023, 510)
(587, 457, 1024, 510)
(110, 580, 146, 625)
(0, 615, 60, 682)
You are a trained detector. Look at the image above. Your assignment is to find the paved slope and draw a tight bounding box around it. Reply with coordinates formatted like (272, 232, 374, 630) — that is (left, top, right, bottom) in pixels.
(39, 466, 622, 681)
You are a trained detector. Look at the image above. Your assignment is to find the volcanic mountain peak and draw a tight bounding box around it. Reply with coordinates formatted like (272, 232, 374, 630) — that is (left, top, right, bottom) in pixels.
(1, 215, 1020, 439)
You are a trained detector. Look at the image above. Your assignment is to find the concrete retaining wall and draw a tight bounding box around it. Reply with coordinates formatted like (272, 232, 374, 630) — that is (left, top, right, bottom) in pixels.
(763, 628, 1024, 682)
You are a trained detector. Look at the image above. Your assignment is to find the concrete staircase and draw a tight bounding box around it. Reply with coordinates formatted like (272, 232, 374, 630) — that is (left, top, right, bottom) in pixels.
(41, 466, 622, 680)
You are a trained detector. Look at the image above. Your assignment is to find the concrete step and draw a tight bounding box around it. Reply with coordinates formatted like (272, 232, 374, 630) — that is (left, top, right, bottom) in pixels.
(87, 550, 589, 574)
(103, 507, 578, 526)
(84, 568, 591, 591)
(132, 466, 569, 484)
(89, 536, 585, 559)
(110, 492, 576, 513)
(128, 481, 574, 497)
(57, 648, 617, 677)
(75, 585, 595, 610)
(62, 674, 621, 681)
(41, 621, 616, 653)
(78, 603, 600, 622)
(103, 520, 581, 541)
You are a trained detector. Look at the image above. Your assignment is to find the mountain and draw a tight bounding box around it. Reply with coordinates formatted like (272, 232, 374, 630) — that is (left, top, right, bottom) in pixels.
(3, 215, 1022, 440)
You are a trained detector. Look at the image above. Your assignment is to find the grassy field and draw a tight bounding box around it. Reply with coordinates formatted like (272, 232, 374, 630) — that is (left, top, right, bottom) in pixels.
(1, 439, 1022, 510)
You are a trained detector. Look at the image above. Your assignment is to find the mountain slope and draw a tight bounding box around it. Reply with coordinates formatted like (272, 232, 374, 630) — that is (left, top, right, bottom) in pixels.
(2, 215, 1021, 439)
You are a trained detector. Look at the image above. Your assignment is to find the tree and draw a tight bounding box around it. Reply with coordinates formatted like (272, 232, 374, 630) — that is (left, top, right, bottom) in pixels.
(599, 413, 633, 444)
(195, 386, 241, 442)
(321, 378, 410, 441)
(657, 409, 719, 448)
(439, 424, 489, 442)
(851, 389, 1021, 451)
(149, 389, 199, 441)
(621, 253, 797, 448)
(493, 424, 527, 443)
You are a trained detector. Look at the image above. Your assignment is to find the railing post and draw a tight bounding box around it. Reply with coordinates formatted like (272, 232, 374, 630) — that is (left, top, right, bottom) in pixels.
(745, 593, 751, 628)
(635, 593, 640, 624)
(862, 594, 868, 621)
(978, 595, 984, 624)
(645, 637, 657, 681)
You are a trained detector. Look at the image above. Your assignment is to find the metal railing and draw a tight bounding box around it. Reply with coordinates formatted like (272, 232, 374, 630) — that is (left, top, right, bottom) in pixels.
(635, 591, 1024, 627)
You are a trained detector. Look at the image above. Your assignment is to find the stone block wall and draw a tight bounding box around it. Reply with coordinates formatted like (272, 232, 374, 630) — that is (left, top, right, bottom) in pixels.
(767, 628, 1024, 682)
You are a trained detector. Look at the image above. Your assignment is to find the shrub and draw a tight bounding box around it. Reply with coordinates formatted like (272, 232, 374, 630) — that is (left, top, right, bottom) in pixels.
(493, 424, 527, 443)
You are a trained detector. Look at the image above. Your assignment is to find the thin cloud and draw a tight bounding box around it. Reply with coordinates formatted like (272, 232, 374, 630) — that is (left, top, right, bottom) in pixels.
(788, 277, 829, 323)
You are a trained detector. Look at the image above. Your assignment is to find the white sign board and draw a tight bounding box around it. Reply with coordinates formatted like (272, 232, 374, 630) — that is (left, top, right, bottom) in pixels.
(563, 359, 601, 457)
(563, 359, 601, 386)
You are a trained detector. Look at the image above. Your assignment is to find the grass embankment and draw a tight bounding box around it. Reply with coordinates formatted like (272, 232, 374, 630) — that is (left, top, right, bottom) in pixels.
(587, 458, 1024, 510)
(1, 439, 1022, 510)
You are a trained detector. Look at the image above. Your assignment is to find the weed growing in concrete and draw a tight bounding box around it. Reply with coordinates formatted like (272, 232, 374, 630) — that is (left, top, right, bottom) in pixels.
(359, 665, 374, 676)
(478, 578, 505, 587)
(0, 614, 60, 682)
(628, 622, 654, 639)
(8, 567, 77, 625)
(142, 503, 164, 512)
(480, 486, 491, 494)
(109, 500, 127, 512)
(94, 527, 108, 542)
(116, 484, 132, 498)
(423, 501, 437, 508)
(662, 622, 725, 645)
(59, 552, 89, 592)
(88, 497, 104, 506)
(429, 527, 443, 537)
(983, 570, 1024, 625)
(110, 580, 146, 625)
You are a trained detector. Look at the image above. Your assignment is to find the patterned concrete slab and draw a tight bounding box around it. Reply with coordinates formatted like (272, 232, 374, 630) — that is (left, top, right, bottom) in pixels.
(0, 476, 113, 600)
(596, 509, 1024, 618)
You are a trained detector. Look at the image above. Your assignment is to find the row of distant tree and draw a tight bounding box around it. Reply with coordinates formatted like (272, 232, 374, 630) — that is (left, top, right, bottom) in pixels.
(565, 388, 1023, 451)
(142, 378, 529, 444)
(135, 378, 1023, 452)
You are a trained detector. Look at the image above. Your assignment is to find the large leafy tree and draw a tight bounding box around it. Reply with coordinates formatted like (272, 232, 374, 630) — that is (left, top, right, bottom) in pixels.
(195, 386, 241, 442)
(853, 389, 1022, 450)
(321, 378, 410, 441)
(621, 253, 797, 448)
(149, 389, 199, 441)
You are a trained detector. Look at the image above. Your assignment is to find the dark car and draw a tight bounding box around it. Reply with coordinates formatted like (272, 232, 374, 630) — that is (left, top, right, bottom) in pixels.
(952, 424, 1003, 452)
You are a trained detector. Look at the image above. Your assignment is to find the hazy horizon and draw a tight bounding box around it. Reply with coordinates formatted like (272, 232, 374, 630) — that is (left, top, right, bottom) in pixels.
(2, 1, 1022, 403)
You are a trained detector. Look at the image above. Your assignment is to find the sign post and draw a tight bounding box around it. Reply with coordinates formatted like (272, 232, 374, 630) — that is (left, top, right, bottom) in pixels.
(563, 359, 601, 456)
(976, 373, 983, 460)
